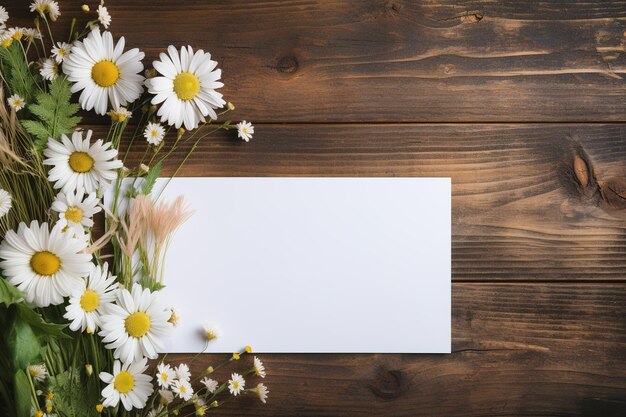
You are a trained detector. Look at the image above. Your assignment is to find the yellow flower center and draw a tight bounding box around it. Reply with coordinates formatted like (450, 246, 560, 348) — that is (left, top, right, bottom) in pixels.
(91, 60, 120, 87)
(11, 31, 23, 41)
(160, 372, 169, 382)
(125, 311, 151, 338)
(65, 206, 83, 223)
(232, 381, 239, 389)
(0, 38, 12, 47)
(173, 72, 200, 101)
(179, 385, 187, 393)
(30, 251, 61, 276)
(113, 371, 135, 394)
(69, 151, 94, 173)
(80, 290, 99, 312)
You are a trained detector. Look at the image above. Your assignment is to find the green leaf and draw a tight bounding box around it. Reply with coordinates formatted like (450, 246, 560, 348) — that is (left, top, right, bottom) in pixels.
(0, 42, 38, 102)
(48, 370, 98, 417)
(21, 76, 82, 151)
(0, 278, 24, 306)
(16, 304, 70, 339)
(6, 314, 40, 370)
(142, 160, 163, 195)
(14, 370, 32, 417)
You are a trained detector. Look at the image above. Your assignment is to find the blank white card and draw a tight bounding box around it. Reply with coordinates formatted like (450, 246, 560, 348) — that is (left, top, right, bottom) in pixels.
(152, 177, 451, 353)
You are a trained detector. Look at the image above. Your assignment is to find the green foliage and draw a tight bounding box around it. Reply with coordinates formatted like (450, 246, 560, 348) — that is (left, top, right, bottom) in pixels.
(142, 160, 163, 195)
(6, 314, 40, 370)
(21, 76, 81, 152)
(13, 370, 32, 417)
(16, 304, 70, 339)
(48, 370, 99, 417)
(0, 278, 24, 305)
(0, 42, 38, 102)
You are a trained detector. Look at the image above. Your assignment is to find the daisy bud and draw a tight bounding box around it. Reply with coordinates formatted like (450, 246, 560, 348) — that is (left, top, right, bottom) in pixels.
(205, 366, 214, 374)
(159, 389, 174, 405)
(177, 128, 185, 140)
(82, 4, 90, 11)
(85, 364, 93, 376)
(232, 352, 240, 361)
(150, 105, 158, 114)
(245, 345, 252, 353)
(145, 68, 157, 78)
(227, 102, 235, 111)
(139, 163, 150, 174)
(211, 401, 219, 408)
(141, 105, 149, 113)
(168, 308, 180, 325)
(96, 404, 104, 413)
(203, 325, 219, 341)
(34, 410, 44, 417)
(46, 405, 53, 413)
(86, 326, 93, 334)
(46, 392, 54, 400)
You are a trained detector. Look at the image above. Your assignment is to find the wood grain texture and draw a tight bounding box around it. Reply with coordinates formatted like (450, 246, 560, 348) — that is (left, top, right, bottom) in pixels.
(173, 283, 626, 417)
(6, 0, 626, 122)
(116, 123, 626, 282)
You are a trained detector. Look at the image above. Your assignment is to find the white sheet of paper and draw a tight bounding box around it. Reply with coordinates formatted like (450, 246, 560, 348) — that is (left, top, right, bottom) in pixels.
(113, 177, 451, 353)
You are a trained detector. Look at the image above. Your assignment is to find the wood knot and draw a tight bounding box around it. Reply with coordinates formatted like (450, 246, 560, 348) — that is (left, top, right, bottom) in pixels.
(385, 2, 400, 14)
(276, 56, 299, 74)
(573, 154, 589, 187)
(367, 369, 408, 401)
(460, 12, 483, 23)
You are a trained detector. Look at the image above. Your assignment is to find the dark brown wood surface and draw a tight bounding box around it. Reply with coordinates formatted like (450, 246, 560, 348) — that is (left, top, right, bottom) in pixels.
(7, 1, 626, 415)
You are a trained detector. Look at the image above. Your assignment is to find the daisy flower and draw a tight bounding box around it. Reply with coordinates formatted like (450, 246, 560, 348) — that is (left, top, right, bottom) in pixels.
(0, 6, 8, 26)
(99, 284, 172, 363)
(228, 373, 245, 396)
(253, 383, 269, 404)
(40, 58, 58, 81)
(7, 94, 25, 111)
(99, 358, 154, 411)
(253, 356, 266, 378)
(28, 364, 48, 382)
(97, 5, 111, 28)
(23, 28, 42, 42)
(144, 122, 165, 146)
(172, 379, 193, 401)
(200, 377, 218, 394)
(8, 27, 24, 41)
(203, 325, 219, 341)
(107, 107, 132, 123)
(174, 363, 191, 382)
(146, 45, 225, 130)
(0, 221, 92, 307)
(63, 263, 118, 333)
(0, 33, 13, 48)
(155, 363, 175, 389)
(44, 130, 123, 194)
(236, 121, 254, 142)
(51, 41, 71, 63)
(159, 389, 174, 405)
(62, 29, 145, 115)
(0, 188, 12, 218)
(30, 0, 60, 21)
(51, 188, 101, 233)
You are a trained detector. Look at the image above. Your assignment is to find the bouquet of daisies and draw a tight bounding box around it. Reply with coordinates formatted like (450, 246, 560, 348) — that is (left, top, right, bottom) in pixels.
(0, 2, 265, 417)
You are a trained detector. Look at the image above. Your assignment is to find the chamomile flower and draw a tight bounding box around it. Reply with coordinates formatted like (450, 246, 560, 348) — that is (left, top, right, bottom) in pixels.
(44, 130, 123, 194)
(0, 6, 8, 26)
(253, 383, 269, 404)
(28, 364, 48, 382)
(203, 325, 219, 341)
(174, 363, 191, 382)
(7, 94, 25, 111)
(51, 41, 71, 63)
(97, 5, 111, 28)
(99, 358, 153, 411)
(172, 379, 193, 401)
(200, 377, 218, 394)
(40, 58, 58, 81)
(30, 0, 60, 21)
(156, 363, 175, 389)
(253, 357, 266, 378)
(228, 373, 245, 396)
(51, 188, 101, 233)
(0, 188, 12, 218)
(0, 33, 13, 48)
(8, 27, 24, 41)
(63, 29, 145, 115)
(143, 122, 165, 145)
(107, 107, 132, 123)
(63, 263, 118, 333)
(236, 121, 254, 142)
(0, 221, 92, 307)
(99, 284, 172, 363)
(146, 45, 225, 130)
(24, 28, 42, 42)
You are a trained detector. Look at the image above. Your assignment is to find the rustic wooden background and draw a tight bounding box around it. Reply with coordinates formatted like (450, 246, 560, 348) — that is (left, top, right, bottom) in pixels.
(9, 1, 626, 415)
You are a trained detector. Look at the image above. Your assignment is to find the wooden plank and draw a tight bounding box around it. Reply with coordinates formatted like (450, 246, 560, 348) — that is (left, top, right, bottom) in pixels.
(169, 283, 626, 416)
(5, 0, 626, 122)
(113, 123, 626, 281)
